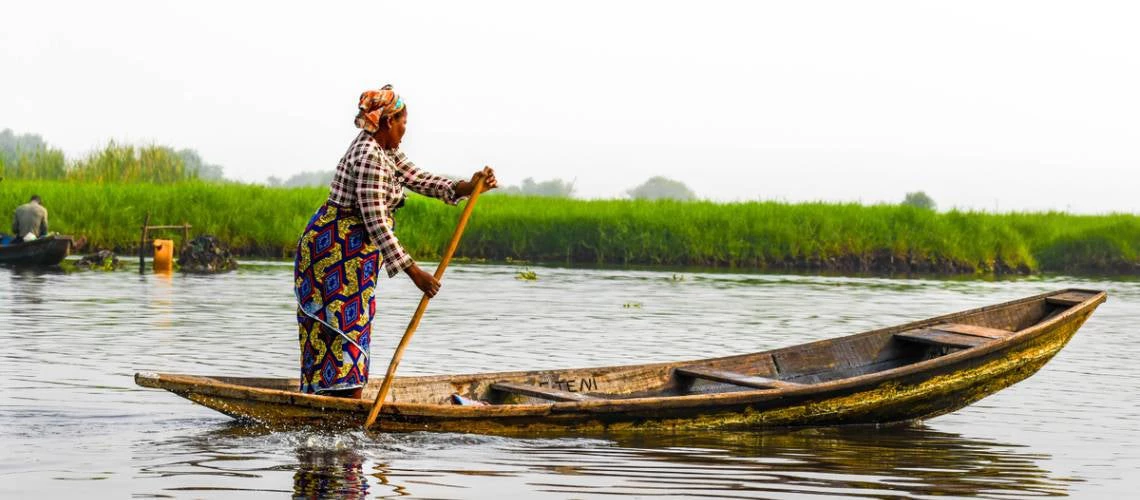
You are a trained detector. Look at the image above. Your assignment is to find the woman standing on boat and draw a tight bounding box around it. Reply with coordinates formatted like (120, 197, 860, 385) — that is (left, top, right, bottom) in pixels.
(294, 84, 497, 398)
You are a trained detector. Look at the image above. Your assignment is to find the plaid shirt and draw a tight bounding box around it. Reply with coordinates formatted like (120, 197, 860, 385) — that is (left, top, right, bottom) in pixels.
(328, 132, 463, 278)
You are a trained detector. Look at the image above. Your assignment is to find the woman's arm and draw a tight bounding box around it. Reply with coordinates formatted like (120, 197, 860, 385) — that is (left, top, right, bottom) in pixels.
(351, 150, 440, 296)
(355, 151, 441, 296)
(391, 151, 464, 204)
(393, 152, 499, 199)
(454, 166, 498, 197)
(355, 151, 415, 278)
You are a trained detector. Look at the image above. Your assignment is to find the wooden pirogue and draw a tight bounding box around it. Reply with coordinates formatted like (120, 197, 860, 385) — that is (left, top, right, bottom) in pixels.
(0, 235, 73, 266)
(135, 288, 1105, 432)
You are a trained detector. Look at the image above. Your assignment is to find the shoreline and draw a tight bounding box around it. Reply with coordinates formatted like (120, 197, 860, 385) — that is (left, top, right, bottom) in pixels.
(5, 179, 1138, 277)
(71, 254, 1140, 280)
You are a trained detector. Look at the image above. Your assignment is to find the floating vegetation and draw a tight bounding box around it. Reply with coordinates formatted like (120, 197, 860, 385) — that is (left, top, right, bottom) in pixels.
(75, 250, 121, 271)
(668, 274, 685, 282)
(623, 302, 643, 308)
(515, 268, 538, 281)
(178, 235, 238, 274)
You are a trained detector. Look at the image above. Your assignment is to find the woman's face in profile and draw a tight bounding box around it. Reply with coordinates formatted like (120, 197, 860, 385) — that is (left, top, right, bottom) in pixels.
(385, 110, 408, 148)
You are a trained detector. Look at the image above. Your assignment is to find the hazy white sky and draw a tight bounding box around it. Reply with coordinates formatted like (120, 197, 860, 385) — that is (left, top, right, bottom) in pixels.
(3, 1, 1137, 213)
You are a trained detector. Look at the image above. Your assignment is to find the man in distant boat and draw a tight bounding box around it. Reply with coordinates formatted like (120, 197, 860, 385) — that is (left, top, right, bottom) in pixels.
(12, 195, 49, 242)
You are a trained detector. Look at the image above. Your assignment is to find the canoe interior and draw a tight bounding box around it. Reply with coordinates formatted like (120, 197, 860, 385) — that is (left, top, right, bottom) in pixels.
(206, 288, 1101, 407)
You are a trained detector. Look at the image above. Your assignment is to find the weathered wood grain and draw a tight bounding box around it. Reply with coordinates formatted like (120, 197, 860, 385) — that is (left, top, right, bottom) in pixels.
(674, 367, 805, 389)
(491, 382, 598, 402)
(895, 329, 990, 348)
(932, 323, 1014, 339)
(1046, 291, 1096, 307)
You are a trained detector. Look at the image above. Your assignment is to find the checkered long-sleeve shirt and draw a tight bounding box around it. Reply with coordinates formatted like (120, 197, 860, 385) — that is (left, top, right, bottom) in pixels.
(327, 132, 464, 278)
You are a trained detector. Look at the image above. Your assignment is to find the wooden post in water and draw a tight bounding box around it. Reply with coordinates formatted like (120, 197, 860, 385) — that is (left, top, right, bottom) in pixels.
(138, 215, 194, 273)
(139, 212, 151, 274)
(364, 176, 486, 429)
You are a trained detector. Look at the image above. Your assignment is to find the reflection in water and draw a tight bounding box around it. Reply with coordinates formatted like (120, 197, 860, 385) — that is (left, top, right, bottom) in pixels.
(534, 426, 1076, 498)
(134, 425, 381, 498)
(370, 462, 412, 498)
(142, 423, 1072, 499)
(292, 447, 369, 499)
(5, 267, 54, 305)
(149, 271, 176, 329)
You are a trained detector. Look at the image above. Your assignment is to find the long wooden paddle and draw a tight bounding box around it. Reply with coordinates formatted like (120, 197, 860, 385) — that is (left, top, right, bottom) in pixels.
(364, 176, 487, 429)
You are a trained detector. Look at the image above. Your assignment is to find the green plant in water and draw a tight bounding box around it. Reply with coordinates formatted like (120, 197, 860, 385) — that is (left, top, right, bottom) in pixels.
(64, 253, 120, 272)
(516, 268, 538, 280)
(623, 302, 643, 308)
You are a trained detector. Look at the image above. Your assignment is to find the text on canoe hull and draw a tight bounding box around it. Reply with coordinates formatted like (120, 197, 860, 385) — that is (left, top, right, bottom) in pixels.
(537, 377, 599, 393)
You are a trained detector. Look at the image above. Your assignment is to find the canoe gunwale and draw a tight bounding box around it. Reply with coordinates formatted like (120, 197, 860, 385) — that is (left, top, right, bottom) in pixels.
(0, 235, 72, 266)
(134, 288, 1105, 420)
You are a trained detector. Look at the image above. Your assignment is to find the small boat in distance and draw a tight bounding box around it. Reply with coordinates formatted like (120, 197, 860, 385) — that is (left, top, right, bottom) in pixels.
(136, 289, 1105, 433)
(0, 235, 73, 266)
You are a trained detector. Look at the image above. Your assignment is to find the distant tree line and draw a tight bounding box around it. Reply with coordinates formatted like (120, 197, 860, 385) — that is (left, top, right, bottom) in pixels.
(902, 191, 936, 210)
(2, 131, 940, 209)
(626, 176, 696, 201)
(0, 129, 65, 180)
(0, 128, 225, 183)
(5, 128, 711, 199)
(266, 170, 336, 188)
(497, 175, 697, 201)
(498, 177, 577, 197)
(263, 171, 702, 201)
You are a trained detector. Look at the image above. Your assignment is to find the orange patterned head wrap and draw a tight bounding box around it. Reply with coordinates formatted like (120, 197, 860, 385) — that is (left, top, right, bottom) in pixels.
(354, 84, 406, 133)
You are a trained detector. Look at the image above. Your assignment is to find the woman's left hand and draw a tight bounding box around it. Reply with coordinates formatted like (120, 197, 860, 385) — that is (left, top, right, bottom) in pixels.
(458, 166, 497, 197)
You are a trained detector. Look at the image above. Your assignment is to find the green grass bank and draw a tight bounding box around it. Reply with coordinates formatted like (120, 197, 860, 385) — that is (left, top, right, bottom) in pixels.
(4, 180, 1138, 274)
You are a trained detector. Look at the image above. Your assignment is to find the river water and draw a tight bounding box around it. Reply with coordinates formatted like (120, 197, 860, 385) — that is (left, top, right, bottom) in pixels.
(1, 263, 1136, 498)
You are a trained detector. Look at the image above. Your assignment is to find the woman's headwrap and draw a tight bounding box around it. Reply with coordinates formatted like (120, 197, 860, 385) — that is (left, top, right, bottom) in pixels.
(354, 84, 406, 133)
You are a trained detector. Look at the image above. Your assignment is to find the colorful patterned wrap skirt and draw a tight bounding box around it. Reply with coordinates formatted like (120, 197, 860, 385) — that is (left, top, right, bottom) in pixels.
(294, 202, 381, 394)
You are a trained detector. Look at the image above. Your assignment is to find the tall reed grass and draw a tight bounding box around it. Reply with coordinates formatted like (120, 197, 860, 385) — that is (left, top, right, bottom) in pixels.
(1, 142, 200, 183)
(2, 180, 1137, 274)
(0, 148, 67, 180)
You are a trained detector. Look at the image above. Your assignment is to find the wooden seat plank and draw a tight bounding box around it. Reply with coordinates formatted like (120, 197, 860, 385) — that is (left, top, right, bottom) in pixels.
(1046, 291, 1094, 307)
(675, 367, 805, 389)
(895, 329, 989, 349)
(491, 382, 597, 402)
(932, 323, 1014, 339)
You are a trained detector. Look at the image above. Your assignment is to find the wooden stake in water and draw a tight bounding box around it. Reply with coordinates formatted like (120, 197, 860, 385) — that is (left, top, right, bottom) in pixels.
(138, 212, 151, 274)
(364, 176, 486, 429)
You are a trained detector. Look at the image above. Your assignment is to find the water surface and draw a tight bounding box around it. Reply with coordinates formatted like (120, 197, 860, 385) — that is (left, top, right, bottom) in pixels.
(1, 263, 1136, 498)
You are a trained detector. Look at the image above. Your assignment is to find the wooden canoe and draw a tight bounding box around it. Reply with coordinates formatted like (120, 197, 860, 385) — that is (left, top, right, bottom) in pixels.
(0, 235, 72, 266)
(135, 288, 1105, 433)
